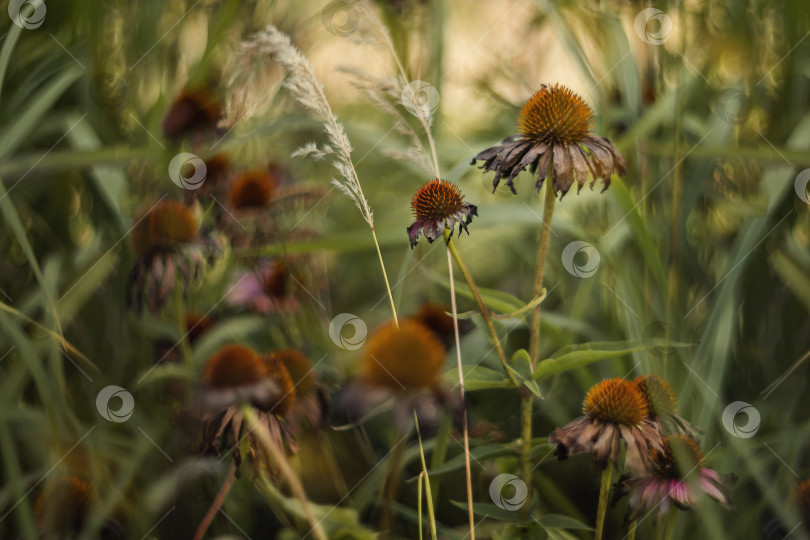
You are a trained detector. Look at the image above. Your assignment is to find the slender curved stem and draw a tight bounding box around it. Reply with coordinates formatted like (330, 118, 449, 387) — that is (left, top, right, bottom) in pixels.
(444, 233, 518, 387)
(594, 461, 614, 540)
(528, 183, 557, 368)
(414, 412, 438, 540)
(192, 463, 236, 540)
(445, 246, 475, 539)
(521, 182, 556, 510)
(371, 227, 399, 328)
(241, 407, 327, 540)
(628, 518, 637, 540)
(662, 509, 677, 540)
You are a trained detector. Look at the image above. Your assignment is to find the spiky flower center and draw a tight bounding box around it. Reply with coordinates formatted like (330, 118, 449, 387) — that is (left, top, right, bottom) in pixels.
(583, 377, 647, 426)
(363, 319, 445, 391)
(634, 374, 678, 418)
(652, 434, 704, 479)
(518, 84, 594, 145)
(411, 179, 465, 222)
(269, 348, 314, 395)
(131, 200, 197, 257)
(204, 344, 266, 388)
(262, 354, 296, 416)
(229, 170, 276, 209)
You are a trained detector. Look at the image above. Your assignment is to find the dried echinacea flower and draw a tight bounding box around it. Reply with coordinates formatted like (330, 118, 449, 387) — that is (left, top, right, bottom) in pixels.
(227, 260, 300, 314)
(126, 200, 203, 314)
(199, 344, 300, 474)
(549, 377, 663, 474)
(162, 87, 222, 141)
(472, 83, 626, 198)
(407, 179, 477, 248)
(613, 434, 734, 521)
(228, 168, 278, 210)
(200, 344, 279, 411)
(264, 348, 328, 435)
(414, 301, 472, 348)
(334, 319, 462, 431)
(634, 374, 701, 438)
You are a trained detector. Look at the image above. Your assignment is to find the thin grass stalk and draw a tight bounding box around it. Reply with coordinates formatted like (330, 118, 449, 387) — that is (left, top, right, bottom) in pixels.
(594, 460, 614, 540)
(628, 518, 637, 540)
(445, 235, 518, 387)
(413, 412, 438, 540)
(241, 407, 327, 540)
(192, 463, 236, 540)
(662, 510, 677, 540)
(445, 245, 475, 539)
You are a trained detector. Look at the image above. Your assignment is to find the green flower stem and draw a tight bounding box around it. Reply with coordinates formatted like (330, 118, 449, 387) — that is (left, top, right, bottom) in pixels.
(522, 182, 557, 511)
(662, 509, 677, 540)
(594, 461, 614, 540)
(628, 518, 637, 540)
(444, 231, 519, 387)
(241, 407, 327, 540)
(414, 412, 438, 540)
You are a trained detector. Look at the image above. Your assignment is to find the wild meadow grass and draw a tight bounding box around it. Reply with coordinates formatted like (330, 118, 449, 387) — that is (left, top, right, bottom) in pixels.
(0, 0, 809, 539)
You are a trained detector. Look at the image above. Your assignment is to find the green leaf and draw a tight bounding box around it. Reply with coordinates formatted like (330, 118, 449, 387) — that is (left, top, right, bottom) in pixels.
(535, 514, 594, 531)
(448, 365, 512, 391)
(533, 339, 696, 381)
(424, 444, 517, 477)
(450, 501, 521, 523)
(506, 349, 543, 398)
(492, 290, 546, 320)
